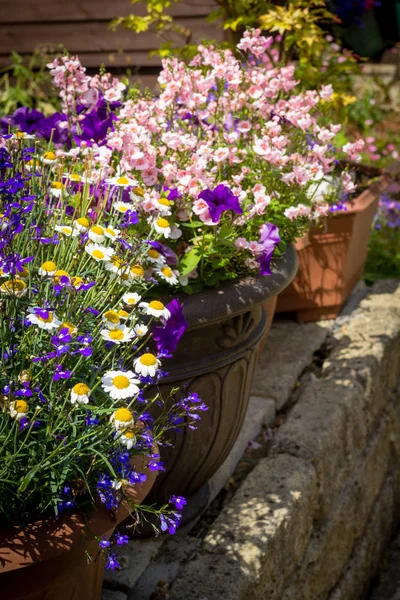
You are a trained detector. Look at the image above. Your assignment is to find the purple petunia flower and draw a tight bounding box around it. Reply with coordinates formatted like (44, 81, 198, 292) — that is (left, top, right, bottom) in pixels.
(198, 184, 243, 223)
(152, 299, 188, 356)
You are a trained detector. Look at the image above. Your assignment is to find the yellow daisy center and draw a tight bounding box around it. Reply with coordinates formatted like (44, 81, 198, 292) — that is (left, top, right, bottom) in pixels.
(60, 322, 76, 334)
(147, 249, 159, 259)
(38, 312, 54, 323)
(92, 250, 105, 259)
(71, 276, 83, 288)
(14, 400, 28, 413)
(41, 261, 57, 272)
(51, 181, 64, 190)
(122, 429, 135, 439)
(43, 151, 56, 160)
(109, 329, 125, 341)
(149, 300, 164, 311)
(114, 407, 133, 422)
(156, 218, 169, 229)
(117, 176, 129, 185)
(139, 353, 157, 366)
(70, 174, 82, 181)
(104, 310, 119, 324)
(105, 228, 116, 236)
(17, 266, 29, 278)
(159, 198, 170, 206)
(77, 217, 90, 227)
(117, 310, 129, 319)
(117, 205, 128, 213)
(91, 225, 104, 235)
(131, 265, 144, 277)
(161, 267, 173, 277)
(1, 279, 26, 293)
(16, 132, 25, 139)
(126, 297, 137, 305)
(73, 383, 90, 396)
(133, 187, 144, 197)
(54, 270, 69, 282)
(113, 378, 131, 391)
(61, 227, 72, 234)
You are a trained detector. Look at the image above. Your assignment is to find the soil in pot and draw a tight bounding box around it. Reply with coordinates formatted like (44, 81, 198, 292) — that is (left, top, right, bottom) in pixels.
(134, 245, 297, 531)
(0, 454, 157, 600)
(276, 172, 391, 323)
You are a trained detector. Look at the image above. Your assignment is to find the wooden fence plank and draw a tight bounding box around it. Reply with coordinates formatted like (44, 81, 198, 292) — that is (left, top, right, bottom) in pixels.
(0, 18, 223, 58)
(0, 0, 216, 23)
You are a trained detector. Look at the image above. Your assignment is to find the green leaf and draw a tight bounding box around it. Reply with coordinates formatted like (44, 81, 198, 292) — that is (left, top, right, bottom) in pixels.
(180, 248, 202, 276)
(181, 220, 203, 228)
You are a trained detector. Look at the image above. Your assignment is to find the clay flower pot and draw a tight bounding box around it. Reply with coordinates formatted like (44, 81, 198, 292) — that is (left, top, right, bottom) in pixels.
(144, 245, 297, 523)
(276, 171, 391, 322)
(0, 454, 157, 600)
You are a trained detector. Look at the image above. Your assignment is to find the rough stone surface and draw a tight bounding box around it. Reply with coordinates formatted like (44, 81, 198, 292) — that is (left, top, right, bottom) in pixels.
(101, 590, 128, 600)
(368, 526, 400, 600)
(169, 455, 318, 600)
(103, 537, 165, 592)
(330, 478, 395, 600)
(252, 320, 331, 409)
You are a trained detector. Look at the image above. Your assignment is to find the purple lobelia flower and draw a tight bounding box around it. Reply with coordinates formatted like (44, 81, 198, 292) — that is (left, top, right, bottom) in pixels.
(198, 184, 243, 223)
(152, 299, 188, 356)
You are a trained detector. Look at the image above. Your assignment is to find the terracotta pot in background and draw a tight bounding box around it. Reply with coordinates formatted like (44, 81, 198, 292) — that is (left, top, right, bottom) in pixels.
(141, 245, 297, 525)
(0, 454, 157, 600)
(276, 172, 391, 322)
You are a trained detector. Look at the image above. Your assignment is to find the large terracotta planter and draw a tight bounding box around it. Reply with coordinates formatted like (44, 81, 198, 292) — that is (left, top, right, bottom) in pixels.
(276, 172, 391, 323)
(143, 245, 297, 523)
(0, 454, 157, 600)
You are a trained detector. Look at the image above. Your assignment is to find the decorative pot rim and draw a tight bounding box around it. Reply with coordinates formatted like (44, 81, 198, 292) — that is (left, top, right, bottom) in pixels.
(173, 243, 298, 327)
(0, 451, 157, 573)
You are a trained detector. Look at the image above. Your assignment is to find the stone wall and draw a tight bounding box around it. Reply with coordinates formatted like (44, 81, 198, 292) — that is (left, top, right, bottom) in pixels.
(169, 281, 400, 600)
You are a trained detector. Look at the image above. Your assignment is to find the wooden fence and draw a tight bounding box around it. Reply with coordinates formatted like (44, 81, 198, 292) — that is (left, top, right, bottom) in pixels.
(0, 0, 221, 73)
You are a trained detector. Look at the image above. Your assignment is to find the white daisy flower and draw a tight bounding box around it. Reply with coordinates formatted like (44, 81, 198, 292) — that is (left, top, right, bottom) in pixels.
(146, 247, 165, 265)
(12, 132, 35, 140)
(154, 197, 172, 215)
(139, 300, 171, 320)
(85, 243, 114, 262)
(106, 175, 138, 187)
(50, 181, 66, 198)
(73, 217, 91, 233)
(118, 428, 137, 449)
(41, 151, 57, 165)
(117, 309, 129, 321)
(130, 187, 145, 204)
(110, 406, 135, 429)
(55, 225, 79, 238)
(113, 201, 135, 214)
(9, 400, 29, 420)
(102, 310, 121, 329)
(105, 256, 126, 274)
(26, 307, 61, 330)
(88, 225, 105, 243)
(38, 261, 57, 277)
(0, 278, 27, 297)
(134, 323, 148, 338)
(153, 217, 171, 238)
(134, 353, 161, 378)
(70, 383, 90, 405)
(156, 265, 179, 285)
(102, 371, 140, 400)
(122, 292, 141, 307)
(100, 325, 136, 345)
(104, 226, 120, 241)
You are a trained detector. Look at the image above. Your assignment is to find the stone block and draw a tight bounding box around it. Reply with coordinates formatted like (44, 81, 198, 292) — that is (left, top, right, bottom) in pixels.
(169, 454, 317, 600)
(270, 377, 367, 518)
(280, 415, 392, 600)
(103, 537, 165, 592)
(252, 320, 331, 409)
(330, 478, 394, 600)
(102, 590, 128, 600)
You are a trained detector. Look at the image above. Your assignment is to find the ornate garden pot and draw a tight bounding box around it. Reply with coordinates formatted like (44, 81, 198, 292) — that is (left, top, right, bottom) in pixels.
(144, 244, 297, 523)
(0, 455, 157, 600)
(276, 168, 392, 322)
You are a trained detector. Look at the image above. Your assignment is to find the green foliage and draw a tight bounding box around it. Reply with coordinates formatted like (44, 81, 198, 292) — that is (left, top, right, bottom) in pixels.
(0, 48, 61, 116)
(364, 226, 400, 284)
